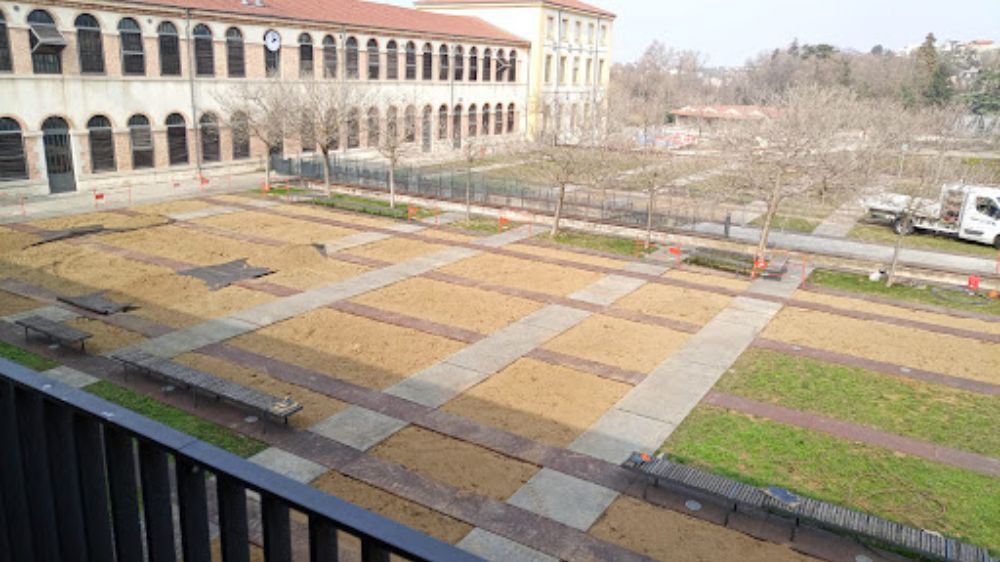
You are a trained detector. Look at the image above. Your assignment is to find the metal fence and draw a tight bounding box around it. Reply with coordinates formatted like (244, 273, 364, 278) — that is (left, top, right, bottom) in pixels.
(274, 154, 741, 234)
(0, 358, 482, 562)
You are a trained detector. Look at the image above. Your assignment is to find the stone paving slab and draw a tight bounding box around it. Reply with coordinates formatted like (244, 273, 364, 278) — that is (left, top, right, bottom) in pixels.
(516, 305, 592, 335)
(133, 317, 258, 359)
(569, 409, 676, 464)
(385, 222, 426, 233)
(166, 206, 239, 221)
(4, 305, 80, 324)
(506, 468, 619, 531)
(309, 406, 409, 451)
(474, 225, 535, 248)
(248, 447, 328, 484)
(42, 365, 99, 388)
(384, 362, 488, 408)
(457, 528, 559, 562)
(568, 274, 647, 306)
(621, 260, 672, 276)
(321, 231, 391, 253)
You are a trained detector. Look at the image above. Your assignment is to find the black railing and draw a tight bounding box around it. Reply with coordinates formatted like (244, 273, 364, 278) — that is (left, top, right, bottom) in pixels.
(0, 358, 483, 562)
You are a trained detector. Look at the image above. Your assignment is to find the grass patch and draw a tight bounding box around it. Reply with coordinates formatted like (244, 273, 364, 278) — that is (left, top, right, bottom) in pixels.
(84, 381, 267, 458)
(0, 340, 59, 371)
(749, 214, 820, 233)
(683, 249, 754, 276)
(808, 269, 1000, 316)
(662, 407, 1000, 554)
(848, 222, 999, 258)
(718, 349, 1000, 456)
(549, 230, 651, 258)
(451, 217, 518, 234)
(309, 194, 430, 220)
(264, 186, 311, 196)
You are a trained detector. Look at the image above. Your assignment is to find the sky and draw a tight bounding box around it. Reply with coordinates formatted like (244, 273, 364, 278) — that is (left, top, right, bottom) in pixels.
(384, 0, 1000, 67)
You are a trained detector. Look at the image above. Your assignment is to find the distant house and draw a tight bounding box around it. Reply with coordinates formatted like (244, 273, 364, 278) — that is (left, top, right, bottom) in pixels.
(669, 105, 778, 133)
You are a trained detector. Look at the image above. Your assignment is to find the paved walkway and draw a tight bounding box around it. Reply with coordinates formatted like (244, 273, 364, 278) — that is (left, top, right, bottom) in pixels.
(812, 200, 866, 238)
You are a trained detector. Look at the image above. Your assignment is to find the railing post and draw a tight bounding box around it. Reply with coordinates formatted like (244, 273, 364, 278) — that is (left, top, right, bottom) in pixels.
(309, 515, 338, 562)
(262, 494, 292, 562)
(44, 402, 89, 559)
(177, 458, 212, 562)
(105, 426, 145, 562)
(0, 380, 35, 561)
(16, 388, 62, 561)
(362, 539, 392, 562)
(140, 442, 177, 562)
(74, 415, 115, 562)
(217, 476, 251, 562)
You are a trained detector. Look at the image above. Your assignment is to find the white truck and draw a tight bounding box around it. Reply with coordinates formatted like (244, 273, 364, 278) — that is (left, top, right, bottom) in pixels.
(863, 183, 1000, 249)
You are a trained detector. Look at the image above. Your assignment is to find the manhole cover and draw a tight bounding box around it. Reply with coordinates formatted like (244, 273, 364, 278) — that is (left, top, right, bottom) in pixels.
(684, 500, 702, 511)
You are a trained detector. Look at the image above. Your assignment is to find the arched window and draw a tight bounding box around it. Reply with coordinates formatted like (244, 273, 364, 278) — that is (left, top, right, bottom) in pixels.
(226, 28, 244, 77)
(367, 108, 380, 147)
(193, 24, 214, 76)
(0, 118, 28, 181)
(438, 44, 449, 81)
(454, 46, 464, 81)
(28, 10, 64, 74)
(322, 36, 337, 78)
(75, 14, 104, 74)
(231, 111, 250, 159)
(421, 43, 432, 81)
(482, 48, 492, 82)
(496, 50, 506, 82)
(481, 104, 490, 136)
(386, 106, 398, 143)
(421, 105, 432, 152)
(386, 40, 398, 80)
(452, 105, 462, 149)
(165, 113, 188, 165)
(87, 115, 115, 172)
(404, 105, 416, 143)
(405, 42, 416, 80)
(507, 103, 516, 133)
(299, 33, 313, 77)
(300, 116, 315, 153)
(468, 105, 477, 137)
(345, 37, 358, 79)
(346, 108, 360, 149)
(118, 18, 144, 75)
(199, 113, 220, 162)
(158, 22, 181, 76)
(366, 39, 379, 80)
(468, 47, 478, 81)
(264, 30, 280, 76)
(438, 105, 448, 141)
(494, 104, 503, 135)
(508, 50, 517, 82)
(128, 115, 154, 169)
(0, 11, 11, 72)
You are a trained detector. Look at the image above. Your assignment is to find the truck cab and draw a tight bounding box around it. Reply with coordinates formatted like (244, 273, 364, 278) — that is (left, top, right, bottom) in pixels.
(960, 187, 1000, 247)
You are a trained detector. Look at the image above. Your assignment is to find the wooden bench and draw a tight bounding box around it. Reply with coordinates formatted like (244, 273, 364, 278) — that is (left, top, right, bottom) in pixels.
(110, 349, 303, 424)
(16, 316, 92, 352)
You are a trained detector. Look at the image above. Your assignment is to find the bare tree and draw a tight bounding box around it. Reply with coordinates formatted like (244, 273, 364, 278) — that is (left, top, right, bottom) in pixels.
(371, 91, 421, 208)
(215, 80, 297, 191)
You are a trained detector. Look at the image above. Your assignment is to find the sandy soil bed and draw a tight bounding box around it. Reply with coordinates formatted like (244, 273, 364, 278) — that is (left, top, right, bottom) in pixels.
(372, 427, 538, 501)
(176, 352, 347, 428)
(351, 277, 540, 334)
(763, 308, 1000, 384)
(313, 472, 472, 544)
(252, 258, 367, 291)
(231, 309, 465, 390)
(0, 226, 38, 253)
(615, 284, 732, 326)
(439, 253, 604, 297)
(0, 291, 41, 316)
(590, 496, 817, 562)
(195, 210, 359, 245)
(795, 290, 1000, 336)
(507, 242, 626, 270)
(102, 224, 278, 267)
(344, 238, 446, 263)
(132, 199, 215, 216)
(543, 315, 690, 373)
(64, 317, 144, 355)
(666, 268, 750, 292)
(28, 211, 168, 231)
(442, 358, 629, 447)
(112, 275, 276, 328)
(4, 242, 176, 296)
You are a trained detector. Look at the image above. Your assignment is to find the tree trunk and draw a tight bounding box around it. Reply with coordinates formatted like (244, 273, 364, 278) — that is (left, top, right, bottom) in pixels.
(887, 234, 903, 287)
(465, 168, 473, 219)
(755, 181, 783, 263)
(264, 151, 272, 192)
(388, 160, 396, 209)
(645, 184, 656, 249)
(550, 183, 567, 237)
(321, 149, 332, 197)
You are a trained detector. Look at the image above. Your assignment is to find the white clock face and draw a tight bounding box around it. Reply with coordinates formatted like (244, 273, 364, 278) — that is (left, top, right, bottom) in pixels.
(264, 30, 281, 52)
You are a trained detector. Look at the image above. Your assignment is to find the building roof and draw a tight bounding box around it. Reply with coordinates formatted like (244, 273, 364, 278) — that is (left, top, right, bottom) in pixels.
(122, 0, 529, 43)
(670, 105, 780, 121)
(415, 0, 615, 19)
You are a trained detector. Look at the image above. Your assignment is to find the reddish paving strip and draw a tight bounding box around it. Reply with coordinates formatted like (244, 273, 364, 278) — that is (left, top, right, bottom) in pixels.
(329, 300, 485, 344)
(784, 299, 999, 344)
(753, 338, 1000, 396)
(526, 348, 646, 385)
(803, 284, 1000, 324)
(704, 391, 1000, 478)
(77, 239, 194, 271)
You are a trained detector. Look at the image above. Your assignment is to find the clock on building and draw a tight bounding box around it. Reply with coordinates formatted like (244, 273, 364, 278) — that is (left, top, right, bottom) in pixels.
(264, 30, 281, 52)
